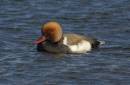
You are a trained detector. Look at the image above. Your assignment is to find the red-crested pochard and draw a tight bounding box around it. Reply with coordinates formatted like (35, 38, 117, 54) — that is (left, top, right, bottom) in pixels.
(34, 22, 101, 53)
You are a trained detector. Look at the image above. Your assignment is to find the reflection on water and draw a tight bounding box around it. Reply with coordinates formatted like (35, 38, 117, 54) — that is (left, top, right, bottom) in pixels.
(0, 0, 130, 85)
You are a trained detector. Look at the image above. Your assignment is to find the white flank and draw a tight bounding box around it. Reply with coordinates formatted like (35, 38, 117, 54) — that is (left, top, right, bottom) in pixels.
(63, 37, 92, 53)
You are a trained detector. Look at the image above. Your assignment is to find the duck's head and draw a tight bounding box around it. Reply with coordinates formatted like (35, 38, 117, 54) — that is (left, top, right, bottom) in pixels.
(34, 22, 63, 44)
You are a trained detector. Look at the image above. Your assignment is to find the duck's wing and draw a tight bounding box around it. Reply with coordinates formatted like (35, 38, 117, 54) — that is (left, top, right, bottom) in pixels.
(64, 33, 100, 48)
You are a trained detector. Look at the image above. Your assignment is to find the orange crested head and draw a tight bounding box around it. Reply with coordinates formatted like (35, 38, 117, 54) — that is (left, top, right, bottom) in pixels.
(41, 22, 63, 43)
(34, 21, 63, 44)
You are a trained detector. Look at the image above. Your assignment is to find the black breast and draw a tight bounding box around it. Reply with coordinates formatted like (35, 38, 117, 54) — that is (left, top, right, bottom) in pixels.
(37, 42, 70, 53)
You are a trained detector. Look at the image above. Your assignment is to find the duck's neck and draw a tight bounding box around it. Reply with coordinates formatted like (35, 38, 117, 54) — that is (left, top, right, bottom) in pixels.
(47, 34, 64, 45)
(53, 36, 64, 44)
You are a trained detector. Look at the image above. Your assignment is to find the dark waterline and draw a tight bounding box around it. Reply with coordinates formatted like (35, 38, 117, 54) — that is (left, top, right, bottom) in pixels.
(0, 0, 130, 85)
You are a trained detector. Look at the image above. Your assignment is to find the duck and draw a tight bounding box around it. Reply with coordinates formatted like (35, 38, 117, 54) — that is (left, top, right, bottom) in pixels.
(34, 21, 101, 53)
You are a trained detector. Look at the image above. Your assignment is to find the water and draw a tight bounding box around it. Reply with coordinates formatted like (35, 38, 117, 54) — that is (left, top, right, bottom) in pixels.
(0, 0, 130, 85)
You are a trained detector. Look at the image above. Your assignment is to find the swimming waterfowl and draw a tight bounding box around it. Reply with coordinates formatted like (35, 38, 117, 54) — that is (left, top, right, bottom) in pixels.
(34, 22, 101, 53)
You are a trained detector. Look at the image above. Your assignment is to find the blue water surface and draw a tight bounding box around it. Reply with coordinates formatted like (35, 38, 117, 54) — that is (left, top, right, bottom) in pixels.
(0, 0, 130, 85)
